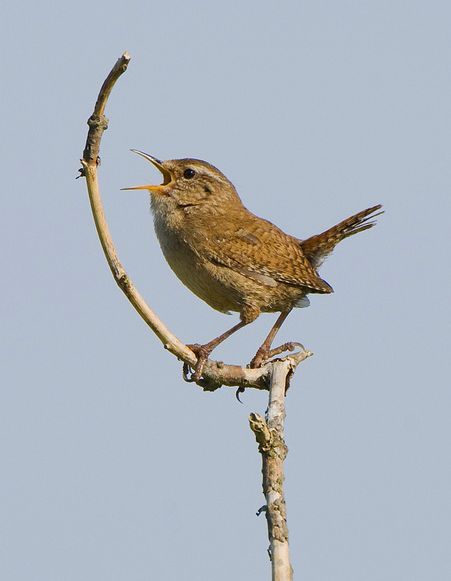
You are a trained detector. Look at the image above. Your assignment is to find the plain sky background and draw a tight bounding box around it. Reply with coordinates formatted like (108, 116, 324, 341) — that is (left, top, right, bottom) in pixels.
(1, 1, 450, 579)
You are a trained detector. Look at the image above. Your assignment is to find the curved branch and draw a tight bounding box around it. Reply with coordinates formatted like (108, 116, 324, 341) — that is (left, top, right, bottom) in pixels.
(80, 52, 316, 578)
(80, 52, 309, 391)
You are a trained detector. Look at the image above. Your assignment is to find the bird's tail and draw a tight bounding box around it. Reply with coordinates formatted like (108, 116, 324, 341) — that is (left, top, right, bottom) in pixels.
(300, 204, 383, 268)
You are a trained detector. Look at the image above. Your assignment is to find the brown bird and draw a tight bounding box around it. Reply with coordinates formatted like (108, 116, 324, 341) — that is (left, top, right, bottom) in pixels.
(124, 150, 382, 381)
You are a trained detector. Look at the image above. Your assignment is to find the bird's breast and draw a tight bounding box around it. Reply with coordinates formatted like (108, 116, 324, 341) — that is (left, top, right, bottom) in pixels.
(152, 208, 312, 315)
(152, 212, 242, 313)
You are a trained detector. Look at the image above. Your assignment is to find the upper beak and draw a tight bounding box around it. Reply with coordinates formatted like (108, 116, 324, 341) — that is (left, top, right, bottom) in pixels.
(121, 149, 172, 193)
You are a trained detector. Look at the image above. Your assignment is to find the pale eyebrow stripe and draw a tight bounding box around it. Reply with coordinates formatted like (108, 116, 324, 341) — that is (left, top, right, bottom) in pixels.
(197, 166, 227, 182)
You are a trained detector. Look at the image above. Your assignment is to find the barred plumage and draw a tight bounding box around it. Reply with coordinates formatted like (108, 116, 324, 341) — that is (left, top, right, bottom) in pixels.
(300, 205, 383, 268)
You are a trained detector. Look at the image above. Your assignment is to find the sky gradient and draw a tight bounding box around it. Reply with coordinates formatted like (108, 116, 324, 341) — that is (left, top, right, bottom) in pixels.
(1, 1, 450, 579)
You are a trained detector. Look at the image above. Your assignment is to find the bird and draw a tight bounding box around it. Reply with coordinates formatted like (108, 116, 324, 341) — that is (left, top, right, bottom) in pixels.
(123, 150, 382, 381)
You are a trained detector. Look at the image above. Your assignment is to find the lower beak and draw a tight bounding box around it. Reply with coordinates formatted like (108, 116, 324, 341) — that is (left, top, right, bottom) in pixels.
(122, 149, 172, 193)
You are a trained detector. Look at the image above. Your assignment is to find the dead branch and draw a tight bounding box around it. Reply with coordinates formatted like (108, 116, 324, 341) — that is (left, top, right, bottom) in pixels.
(250, 354, 309, 581)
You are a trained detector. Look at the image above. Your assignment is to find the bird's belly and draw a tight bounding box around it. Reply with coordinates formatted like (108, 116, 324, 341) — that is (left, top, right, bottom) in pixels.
(155, 229, 241, 313)
(154, 223, 309, 314)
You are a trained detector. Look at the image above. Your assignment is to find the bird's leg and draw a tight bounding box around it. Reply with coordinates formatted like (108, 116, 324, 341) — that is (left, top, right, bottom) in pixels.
(186, 320, 250, 382)
(249, 309, 293, 368)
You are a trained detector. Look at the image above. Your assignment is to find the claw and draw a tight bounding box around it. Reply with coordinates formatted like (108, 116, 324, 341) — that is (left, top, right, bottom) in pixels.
(235, 387, 245, 403)
(256, 505, 267, 516)
(270, 341, 305, 357)
(182, 362, 196, 383)
(250, 341, 305, 368)
(186, 343, 211, 382)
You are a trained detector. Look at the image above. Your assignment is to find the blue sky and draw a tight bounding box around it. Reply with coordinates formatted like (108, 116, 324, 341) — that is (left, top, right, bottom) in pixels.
(1, 1, 450, 579)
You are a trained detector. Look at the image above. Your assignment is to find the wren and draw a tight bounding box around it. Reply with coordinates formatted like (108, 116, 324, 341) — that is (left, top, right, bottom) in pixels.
(124, 150, 382, 381)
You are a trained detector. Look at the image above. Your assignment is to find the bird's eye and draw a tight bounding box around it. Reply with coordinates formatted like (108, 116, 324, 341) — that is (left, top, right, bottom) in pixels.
(183, 168, 196, 179)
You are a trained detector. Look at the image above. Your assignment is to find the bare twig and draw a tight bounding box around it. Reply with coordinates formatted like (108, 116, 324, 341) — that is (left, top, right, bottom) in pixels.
(82, 52, 131, 167)
(250, 352, 310, 580)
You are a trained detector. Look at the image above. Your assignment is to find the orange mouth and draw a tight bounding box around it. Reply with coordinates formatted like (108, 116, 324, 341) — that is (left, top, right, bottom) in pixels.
(122, 149, 172, 193)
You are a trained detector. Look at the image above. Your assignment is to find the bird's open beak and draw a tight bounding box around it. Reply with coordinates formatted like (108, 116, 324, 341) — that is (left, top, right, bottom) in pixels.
(121, 149, 172, 194)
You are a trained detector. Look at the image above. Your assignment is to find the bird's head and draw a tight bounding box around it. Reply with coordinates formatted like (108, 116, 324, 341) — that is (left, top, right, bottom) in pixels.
(122, 150, 242, 215)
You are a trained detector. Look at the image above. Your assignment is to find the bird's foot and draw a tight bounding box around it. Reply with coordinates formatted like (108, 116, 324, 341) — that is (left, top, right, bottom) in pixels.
(184, 343, 212, 382)
(249, 341, 305, 368)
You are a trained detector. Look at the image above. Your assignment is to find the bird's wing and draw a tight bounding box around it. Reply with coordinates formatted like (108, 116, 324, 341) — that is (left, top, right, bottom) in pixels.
(198, 212, 332, 294)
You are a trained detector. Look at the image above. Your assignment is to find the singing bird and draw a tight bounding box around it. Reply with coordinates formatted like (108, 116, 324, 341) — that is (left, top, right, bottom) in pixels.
(124, 150, 382, 380)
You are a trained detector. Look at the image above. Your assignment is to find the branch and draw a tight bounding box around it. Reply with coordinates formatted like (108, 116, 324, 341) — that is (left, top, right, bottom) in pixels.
(82, 52, 131, 167)
(80, 53, 316, 578)
(79, 52, 311, 392)
(249, 352, 309, 580)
